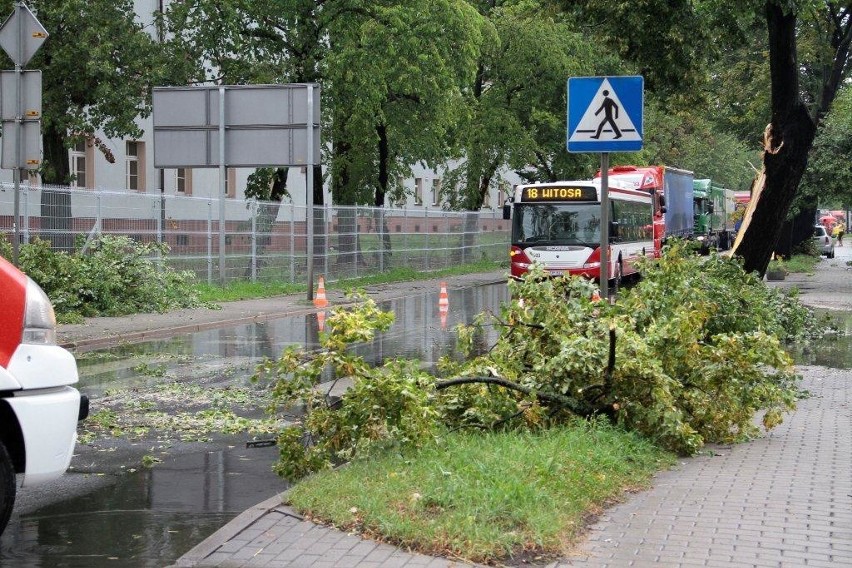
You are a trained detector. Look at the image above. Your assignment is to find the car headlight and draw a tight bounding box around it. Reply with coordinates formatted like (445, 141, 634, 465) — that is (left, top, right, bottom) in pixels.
(22, 278, 57, 345)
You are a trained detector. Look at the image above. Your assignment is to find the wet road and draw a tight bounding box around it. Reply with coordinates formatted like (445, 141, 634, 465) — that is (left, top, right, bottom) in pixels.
(0, 281, 509, 567)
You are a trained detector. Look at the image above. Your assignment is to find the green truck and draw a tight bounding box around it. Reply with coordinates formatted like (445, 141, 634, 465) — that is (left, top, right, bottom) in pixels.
(693, 179, 736, 251)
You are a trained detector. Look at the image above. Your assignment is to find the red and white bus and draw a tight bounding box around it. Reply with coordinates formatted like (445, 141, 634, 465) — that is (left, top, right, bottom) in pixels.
(502, 180, 658, 284)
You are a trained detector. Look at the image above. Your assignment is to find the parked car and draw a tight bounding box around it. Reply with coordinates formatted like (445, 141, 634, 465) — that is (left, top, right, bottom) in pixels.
(0, 256, 88, 534)
(813, 225, 835, 258)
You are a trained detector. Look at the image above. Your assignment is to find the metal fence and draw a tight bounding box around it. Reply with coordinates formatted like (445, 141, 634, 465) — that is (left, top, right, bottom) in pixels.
(0, 183, 510, 285)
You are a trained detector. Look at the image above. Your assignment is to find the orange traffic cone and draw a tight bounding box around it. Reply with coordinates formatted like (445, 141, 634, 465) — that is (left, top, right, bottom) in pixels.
(316, 310, 326, 332)
(438, 282, 449, 329)
(313, 276, 328, 308)
(591, 289, 602, 302)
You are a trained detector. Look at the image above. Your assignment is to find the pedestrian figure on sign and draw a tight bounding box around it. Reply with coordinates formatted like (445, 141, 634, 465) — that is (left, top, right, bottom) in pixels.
(591, 90, 622, 139)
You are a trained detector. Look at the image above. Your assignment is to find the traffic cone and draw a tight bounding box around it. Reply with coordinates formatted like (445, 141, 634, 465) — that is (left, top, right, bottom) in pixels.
(438, 282, 449, 330)
(313, 276, 328, 308)
(591, 289, 602, 302)
(316, 310, 326, 332)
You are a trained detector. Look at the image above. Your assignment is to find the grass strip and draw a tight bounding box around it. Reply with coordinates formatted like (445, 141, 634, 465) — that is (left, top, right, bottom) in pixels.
(195, 260, 506, 303)
(287, 420, 675, 564)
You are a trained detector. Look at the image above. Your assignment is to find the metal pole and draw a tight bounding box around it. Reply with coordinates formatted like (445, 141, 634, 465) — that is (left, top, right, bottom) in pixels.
(306, 84, 315, 301)
(600, 152, 610, 300)
(11, 2, 23, 265)
(218, 87, 226, 285)
(207, 199, 212, 285)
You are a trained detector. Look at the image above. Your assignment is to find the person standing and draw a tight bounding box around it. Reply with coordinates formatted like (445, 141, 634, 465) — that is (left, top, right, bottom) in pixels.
(838, 222, 845, 246)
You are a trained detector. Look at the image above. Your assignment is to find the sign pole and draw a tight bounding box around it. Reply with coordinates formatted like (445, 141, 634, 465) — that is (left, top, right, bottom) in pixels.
(11, 2, 22, 265)
(218, 86, 226, 286)
(306, 84, 315, 302)
(599, 152, 609, 300)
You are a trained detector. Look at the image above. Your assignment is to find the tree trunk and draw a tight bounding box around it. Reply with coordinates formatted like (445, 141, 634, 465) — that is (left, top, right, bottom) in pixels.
(375, 123, 392, 268)
(733, 4, 817, 275)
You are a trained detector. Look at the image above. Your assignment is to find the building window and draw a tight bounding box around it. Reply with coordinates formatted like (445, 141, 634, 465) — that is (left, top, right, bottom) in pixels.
(431, 178, 441, 206)
(177, 168, 192, 195)
(69, 139, 92, 189)
(126, 141, 146, 191)
(176, 234, 189, 246)
(414, 178, 423, 206)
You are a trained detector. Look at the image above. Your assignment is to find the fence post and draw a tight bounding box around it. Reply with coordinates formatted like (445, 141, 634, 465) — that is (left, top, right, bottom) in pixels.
(378, 206, 385, 272)
(425, 207, 430, 271)
(251, 200, 257, 282)
(155, 196, 163, 270)
(325, 201, 331, 280)
(207, 199, 213, 285)
(290, 201, 295, 284)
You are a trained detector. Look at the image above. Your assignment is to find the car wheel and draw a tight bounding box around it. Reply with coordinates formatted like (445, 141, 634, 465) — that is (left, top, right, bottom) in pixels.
(0, 441, 16, 535)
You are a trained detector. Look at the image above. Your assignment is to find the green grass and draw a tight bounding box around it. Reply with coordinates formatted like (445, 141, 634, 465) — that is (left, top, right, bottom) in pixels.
(786, 253, 821, 275)
(286, 420, 675, 564)
(195, 259, 507, 303)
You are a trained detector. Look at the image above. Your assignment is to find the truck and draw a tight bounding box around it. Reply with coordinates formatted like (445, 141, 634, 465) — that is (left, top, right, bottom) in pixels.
(596, 165, 695, 255)
(693, 179, 736, 251)
(0, 255, 87, 534)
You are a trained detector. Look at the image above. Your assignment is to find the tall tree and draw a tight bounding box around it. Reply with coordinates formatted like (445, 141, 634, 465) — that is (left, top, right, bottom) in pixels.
(0, 0, 160, 249)
(441, 0, 618, 210)
(733, 1, 852, 273)
(0, 0, 161, 184)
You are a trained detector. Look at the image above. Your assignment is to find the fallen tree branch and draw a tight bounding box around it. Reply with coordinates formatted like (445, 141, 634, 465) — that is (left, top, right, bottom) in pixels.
(435, 376, 589, 416)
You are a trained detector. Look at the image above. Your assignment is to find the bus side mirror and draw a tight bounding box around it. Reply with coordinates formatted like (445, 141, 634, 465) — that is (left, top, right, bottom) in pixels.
(502, 203, 511, 220)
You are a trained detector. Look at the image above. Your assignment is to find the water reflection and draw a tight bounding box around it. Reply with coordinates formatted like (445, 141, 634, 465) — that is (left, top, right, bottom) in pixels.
(788, 310, 852, 369)
(1, 445, 283, 567)
(75, 283, 509, 395)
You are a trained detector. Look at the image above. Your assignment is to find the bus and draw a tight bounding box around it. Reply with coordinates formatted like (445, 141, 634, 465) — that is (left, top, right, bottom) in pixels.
(502, 180, 657, 285)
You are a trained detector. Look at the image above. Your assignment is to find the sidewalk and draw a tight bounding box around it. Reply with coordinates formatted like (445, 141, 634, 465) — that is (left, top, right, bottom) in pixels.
(61, 261, 852, 568)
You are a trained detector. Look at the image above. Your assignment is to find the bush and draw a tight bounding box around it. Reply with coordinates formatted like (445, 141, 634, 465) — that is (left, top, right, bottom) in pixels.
(1, 235, 204, 321)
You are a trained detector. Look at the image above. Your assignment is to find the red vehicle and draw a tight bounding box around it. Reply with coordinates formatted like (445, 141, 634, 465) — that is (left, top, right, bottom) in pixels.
(596, 165, 695, 256)
(0, 255, 87, 534)
(502, 180, 657, 285)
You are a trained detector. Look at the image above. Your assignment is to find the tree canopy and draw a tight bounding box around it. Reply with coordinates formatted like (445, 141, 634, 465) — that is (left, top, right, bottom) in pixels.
(0, 0, 161, 184)
(7, 0, 851, 275)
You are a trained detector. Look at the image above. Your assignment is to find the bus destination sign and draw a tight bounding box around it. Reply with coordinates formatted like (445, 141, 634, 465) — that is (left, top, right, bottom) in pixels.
(521, 185, 597, 202)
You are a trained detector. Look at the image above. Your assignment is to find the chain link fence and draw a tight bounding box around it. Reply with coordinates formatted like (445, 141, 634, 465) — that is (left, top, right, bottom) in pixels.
(0, 183, 510, 285)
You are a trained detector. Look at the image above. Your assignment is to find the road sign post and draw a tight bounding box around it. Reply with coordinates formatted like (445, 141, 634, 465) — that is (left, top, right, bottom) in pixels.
(567, 76, 644, 301)
(0, 2, 48, 266)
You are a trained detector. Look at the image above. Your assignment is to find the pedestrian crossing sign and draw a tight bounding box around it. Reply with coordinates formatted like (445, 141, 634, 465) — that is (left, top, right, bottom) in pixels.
(567, 76, 643, 153)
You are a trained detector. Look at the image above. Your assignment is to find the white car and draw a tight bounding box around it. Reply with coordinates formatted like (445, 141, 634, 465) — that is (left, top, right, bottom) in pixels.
(813, 225, 835, 258)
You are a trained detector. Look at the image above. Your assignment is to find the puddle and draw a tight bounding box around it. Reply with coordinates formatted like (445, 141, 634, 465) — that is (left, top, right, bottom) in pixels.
(787, 309, 852, 369)
(2, 445, 283, 567)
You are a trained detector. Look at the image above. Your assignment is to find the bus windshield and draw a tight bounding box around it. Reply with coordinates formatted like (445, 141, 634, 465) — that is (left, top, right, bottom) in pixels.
(512, 203, 601, 247)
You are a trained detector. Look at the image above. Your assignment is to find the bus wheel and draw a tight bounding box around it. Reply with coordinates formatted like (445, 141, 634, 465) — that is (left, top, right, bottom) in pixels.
(0, 441, 16, 535)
